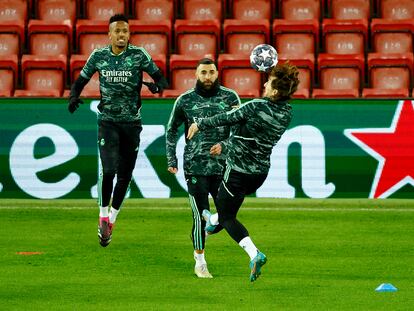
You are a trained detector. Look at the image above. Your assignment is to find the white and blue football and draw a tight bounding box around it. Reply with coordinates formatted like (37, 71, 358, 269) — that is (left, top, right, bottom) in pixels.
(249, 44, 278, 72)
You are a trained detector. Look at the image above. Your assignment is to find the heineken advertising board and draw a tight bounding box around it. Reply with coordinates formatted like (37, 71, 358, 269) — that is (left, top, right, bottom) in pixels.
(0, 98, 413, 199)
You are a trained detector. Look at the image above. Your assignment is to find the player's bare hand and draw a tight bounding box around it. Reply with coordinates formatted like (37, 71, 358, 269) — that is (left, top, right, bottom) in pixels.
(187, 123, 199, 139)
(210, 143, 222, 156)
(168, 167, 178, 174)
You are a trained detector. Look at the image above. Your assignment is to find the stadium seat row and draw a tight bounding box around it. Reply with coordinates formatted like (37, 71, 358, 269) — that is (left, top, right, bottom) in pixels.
(1, 52, 412, 98)
(2, 18, 413, 57)
(0, 0, 413, 98)
(3, 0, 413, 22)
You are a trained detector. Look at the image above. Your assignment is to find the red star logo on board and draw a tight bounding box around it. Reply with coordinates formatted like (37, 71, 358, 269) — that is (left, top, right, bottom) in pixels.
(344, 100, 414, 198)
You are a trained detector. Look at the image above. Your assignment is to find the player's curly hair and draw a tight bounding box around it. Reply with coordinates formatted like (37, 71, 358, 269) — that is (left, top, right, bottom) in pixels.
(109, 14, 129, 25)
(269, 62, 300, 100)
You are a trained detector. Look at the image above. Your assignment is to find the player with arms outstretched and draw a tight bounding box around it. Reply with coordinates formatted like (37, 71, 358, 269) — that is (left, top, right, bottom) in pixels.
(187, 63, 299, 281)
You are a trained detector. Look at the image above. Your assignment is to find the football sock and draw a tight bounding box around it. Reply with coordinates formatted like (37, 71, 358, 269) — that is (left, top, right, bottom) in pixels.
(109, 207, 119, 224)
(210, 213, 219, 225)
(194, 251, 207, 267)
(99, 206, 109, 218)
(239, 236, 258, 260)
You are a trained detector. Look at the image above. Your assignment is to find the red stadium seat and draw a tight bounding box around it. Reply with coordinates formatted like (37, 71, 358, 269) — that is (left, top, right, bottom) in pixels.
(371, 19, 414, 54)
(320, 68, 361, 89)
(79, 34, 108, 55)
(279, 54, 315, 97)
(281, 0, 320, 20)
(21, 55, 67, 96)
(221, 69, 261, 97)
(218, 54, 262, 97)
(374, 33, 413, 54)
(330, 0, 370, 19)
(162, 89, 188, 98)
(298, 68, 312, 91)
(77, 20, 170, 56)
(162, 55, 204, 96)
(85, 0, 125, 21)
(0, 55, 18, 96)
(296, 69, 312, 91)
(291, 88, 310, 99)
(0, 0, 27, 23)
(0, 22, 25, 55)
(148, 54, 167, 75)
(0, 34, 19, 56)
(28, 20, 72, 56)
(318, 53, 365, 82)
(367, 52, 413, 92)
(313, 53, 365, 98)
(130, 34, 168, 56)
(322, 19, 368, 54)
(175, 20, 220, 57)
(369, 30, 413, 98)
(141, 54, 166, 98)
(129, 20, 171, 56)
(37, 0, 76, 23)
(70, 54, 87, 82)
(0, 70, 14, 97)
(76, 20, 109, 55)
(380, 0, 414, 19)
(170, 69, 197, 92)
(177, 34, 217, 57)
(14, 89, 62, 97)
(184, 0, 222, 20)
(273, 19, 319, 57)
(135, 0, 173, 21)
(232, 0, 271, 20)
(70, 54, 100, 98)
(223, 19, 270, 55)
(312, 88, 360, 98)
(362, 88, 410, 98)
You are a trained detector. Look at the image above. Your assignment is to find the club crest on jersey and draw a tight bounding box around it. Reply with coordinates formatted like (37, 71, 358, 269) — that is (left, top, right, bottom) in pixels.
(218, 102, 227, 110)
(125, 57, 133, 67)
(191, 177, 197, 184)
(99, 138, 105, 146)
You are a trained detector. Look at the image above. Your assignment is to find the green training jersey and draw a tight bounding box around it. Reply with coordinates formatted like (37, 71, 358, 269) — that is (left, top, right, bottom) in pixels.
(80, 44, 159, 122)
(166, 86, 241, 176)
(197, 97, 293, 174)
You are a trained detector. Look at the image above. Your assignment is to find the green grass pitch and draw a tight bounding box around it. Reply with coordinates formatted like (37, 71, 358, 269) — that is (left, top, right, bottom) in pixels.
(0, 198, 413, 310)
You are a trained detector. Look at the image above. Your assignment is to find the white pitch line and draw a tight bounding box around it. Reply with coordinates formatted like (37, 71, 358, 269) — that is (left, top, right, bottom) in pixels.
(118, 207, 414, 212)
(0, 206, 413, 212)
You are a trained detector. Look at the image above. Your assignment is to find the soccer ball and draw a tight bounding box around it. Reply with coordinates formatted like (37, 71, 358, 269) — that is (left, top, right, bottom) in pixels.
(249, 44, 278, 72)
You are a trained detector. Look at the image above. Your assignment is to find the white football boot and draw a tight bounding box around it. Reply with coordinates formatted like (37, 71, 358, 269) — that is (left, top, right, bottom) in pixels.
(194, 263, 213, 278)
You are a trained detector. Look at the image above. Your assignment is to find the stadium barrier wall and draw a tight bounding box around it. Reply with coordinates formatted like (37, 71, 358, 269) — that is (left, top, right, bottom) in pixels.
(0, 98, 413, 199)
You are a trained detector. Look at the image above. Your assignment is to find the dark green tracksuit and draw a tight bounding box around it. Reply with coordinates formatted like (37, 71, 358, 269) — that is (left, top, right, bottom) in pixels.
(197, 97, 293, 242)
(166, 84, 240, 250)
(80, 44, 161, 209)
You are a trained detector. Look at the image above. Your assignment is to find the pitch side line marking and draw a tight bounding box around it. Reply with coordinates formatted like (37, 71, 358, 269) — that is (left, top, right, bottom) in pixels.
(0, 206, 413, 212)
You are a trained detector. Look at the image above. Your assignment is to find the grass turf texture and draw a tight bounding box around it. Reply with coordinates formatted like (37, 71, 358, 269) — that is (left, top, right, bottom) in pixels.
(0, 198, 413, 311)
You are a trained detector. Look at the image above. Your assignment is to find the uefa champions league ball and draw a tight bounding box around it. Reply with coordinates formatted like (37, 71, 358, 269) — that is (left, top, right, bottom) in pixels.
(249, 44, 278, 72)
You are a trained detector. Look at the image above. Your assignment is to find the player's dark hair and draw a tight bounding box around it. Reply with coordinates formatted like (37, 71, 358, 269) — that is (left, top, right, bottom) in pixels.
(269, 62, 299, 100)
(197, 58, 217, 68)
(109, 14, 129, 25)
